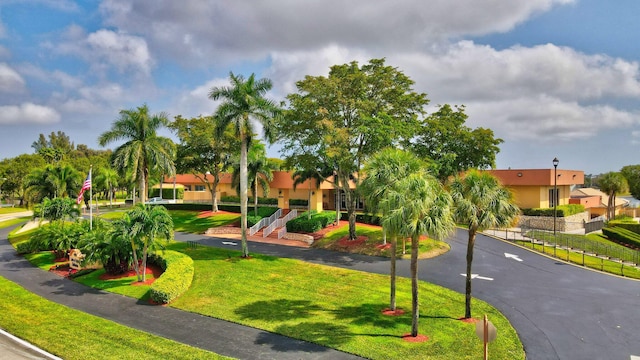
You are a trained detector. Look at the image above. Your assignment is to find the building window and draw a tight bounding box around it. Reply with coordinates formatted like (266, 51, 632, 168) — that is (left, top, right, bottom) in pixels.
(184, 185, 192, 191)
(549, 188, 559, 207)
(195, 185, 205, 192)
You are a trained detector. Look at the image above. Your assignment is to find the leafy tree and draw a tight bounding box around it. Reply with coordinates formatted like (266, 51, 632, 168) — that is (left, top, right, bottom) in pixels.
(115, 204, 173, 282)
(449, 170, 519, 319)
(279, 58, 427, 240)
(41, 197, 80, 223)
(170, 115, 240, 211)
(232, 142, 277, 216)
(79, 219, 134, 275)
(24, 164, 82, 203)
(620, 165, 640, 199)
(31, 131, 75, 163)
(209, 72, 281, 257)
(599, 172, 628, 220)
(361, 148, 426, 312)
(98, 104, 176, 204)
(381, 170, 455, 337)
(292, 164, 330, 220)
(94, 168, 119, 207)
(405, 104, 503, 181)
(0, 154, 46, 205)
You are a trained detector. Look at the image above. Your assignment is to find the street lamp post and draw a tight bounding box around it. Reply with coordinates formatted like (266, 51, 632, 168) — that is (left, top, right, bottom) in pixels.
(553, 157, 559, 237)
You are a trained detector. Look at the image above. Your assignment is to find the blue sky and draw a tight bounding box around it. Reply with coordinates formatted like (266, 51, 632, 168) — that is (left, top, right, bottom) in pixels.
(1, 0, 639, 175)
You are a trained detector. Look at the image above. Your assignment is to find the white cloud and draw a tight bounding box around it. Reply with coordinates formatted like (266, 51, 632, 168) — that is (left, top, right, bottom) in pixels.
(53, 27, 153, 76)
(0, 103, 60, 125)
(99, 0, 574, 65)
(0, 63, 25, 93)
(467, 96, 638, 141)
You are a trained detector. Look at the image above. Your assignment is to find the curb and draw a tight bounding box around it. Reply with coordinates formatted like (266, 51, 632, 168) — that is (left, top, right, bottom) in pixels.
(0, 328, 62, 360)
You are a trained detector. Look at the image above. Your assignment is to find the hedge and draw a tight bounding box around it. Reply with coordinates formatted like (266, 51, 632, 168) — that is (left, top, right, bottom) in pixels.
(289, 199, 308, 206)
(162, 203, 277, 217)
(286, 217, 323, 233)
(148, 250, 194, 304)
(608, 220, 640, 235)
(521, 204, 585, 217)
(602, 227, 640, 249)
(148, 188, 184, 199)
(220, 196, 278, 205)
(340, 212, 382, 226)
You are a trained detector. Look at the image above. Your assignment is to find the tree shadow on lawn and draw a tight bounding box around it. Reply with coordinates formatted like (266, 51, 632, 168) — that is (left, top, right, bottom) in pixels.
(266, 321, 352, 349)
(332, 303, 410, 329)
(235, 299, 324, 321)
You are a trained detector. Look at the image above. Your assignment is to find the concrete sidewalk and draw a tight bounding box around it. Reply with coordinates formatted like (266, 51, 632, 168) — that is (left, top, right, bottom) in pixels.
(0, 225, 362, 360)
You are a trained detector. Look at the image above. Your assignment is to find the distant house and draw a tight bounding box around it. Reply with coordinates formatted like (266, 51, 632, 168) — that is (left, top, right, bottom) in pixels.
(161, 171, 360, 212)
(486, 169, 585, 210)
(570, 187, 629, 219)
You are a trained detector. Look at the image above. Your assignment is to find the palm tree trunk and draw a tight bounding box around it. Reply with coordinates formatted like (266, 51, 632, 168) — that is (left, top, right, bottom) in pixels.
(410, 234, 420, 337)
(390, 233, 397, 311)
(141, 243, 148, 282)
(465, 229, 477, 319)
(130, 239, 141, 282)
(308, 182, 312, 220)
(254, 179, 259, 217)
(240, 137, 249, 257)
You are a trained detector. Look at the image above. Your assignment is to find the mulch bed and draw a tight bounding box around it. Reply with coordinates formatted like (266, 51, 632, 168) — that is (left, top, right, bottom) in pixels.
(381, 308, 405, 316)
(48, 260, 164, 285)
(197, 210, 237, 218)
(402, 333, 429, 342)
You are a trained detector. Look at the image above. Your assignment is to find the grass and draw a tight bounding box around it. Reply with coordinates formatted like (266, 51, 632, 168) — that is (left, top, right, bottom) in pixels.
(312, 223, 450, 258)
(171, 210, 240, 233)
(161, 241, 522, 360)
(0, 217, 30, 230)
(515, 240, 640, 279)
(0, 276, 229, 360)
(0, 206, 28, 214)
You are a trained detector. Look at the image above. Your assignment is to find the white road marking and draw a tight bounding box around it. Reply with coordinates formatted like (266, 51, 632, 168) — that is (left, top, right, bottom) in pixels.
(461, 273, 494, 281)
(630, 355, 640, 360)
(222, 241, 237, 246)
(504, 252, 523, 262)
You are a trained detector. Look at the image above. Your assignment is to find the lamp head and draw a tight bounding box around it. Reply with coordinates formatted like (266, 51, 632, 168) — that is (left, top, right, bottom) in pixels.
(552, 157, 559, 167)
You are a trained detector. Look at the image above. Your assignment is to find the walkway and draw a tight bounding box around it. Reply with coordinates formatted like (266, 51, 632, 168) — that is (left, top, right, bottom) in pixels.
(0, 224, 361, 360)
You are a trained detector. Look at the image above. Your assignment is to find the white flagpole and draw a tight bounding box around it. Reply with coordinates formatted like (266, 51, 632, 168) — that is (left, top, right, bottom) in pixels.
(89, 165, 93, 230)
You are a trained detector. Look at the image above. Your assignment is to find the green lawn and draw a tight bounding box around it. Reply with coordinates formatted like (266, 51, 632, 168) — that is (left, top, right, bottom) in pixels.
(159, 241, 522, 360)
(171, 210, 239, 233)
(313, 223, 450, 258)
(0, 207, 28, 214)
(0, 276, 229, 360)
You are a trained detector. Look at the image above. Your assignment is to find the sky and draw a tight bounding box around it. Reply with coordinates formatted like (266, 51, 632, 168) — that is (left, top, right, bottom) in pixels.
(1, 0, 639, 175)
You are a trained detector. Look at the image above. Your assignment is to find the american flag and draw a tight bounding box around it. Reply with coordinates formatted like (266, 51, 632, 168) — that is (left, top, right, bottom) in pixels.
(76, 171, 91, 204)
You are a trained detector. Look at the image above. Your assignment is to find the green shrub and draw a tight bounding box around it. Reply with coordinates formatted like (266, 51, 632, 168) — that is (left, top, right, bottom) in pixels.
(521, 204, 585, 217)
(289, 199, 308, 206)
(162, 203, 278, 218)
(148, 250, 194, 304)
(247, 215, 262, 227)
(602, 227, 640, 249)
(316, 211, 337, 227)
(220, 196, 278, 205)
(340, 212, 381, 225)
(286, 217, 323, 233)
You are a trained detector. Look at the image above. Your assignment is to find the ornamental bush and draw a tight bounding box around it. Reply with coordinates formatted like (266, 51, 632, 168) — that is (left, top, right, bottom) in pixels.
(602, 227, 640, 249)
(148, 250, 194, 304)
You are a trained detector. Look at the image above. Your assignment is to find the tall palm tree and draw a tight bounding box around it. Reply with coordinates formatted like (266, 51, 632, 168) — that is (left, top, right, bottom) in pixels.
(209, 72, 281, 258)
(382, 171, 455, 337)
(232, 142, 277, 216)
(598, 171, 629, 220)
(98, 104, 175, 204)
(361, 148, 425, 312)
(94, 168, 119, 207)
(292, 168, 324, 220)
(24, 164, 81, 202)
(450, 170, 519, 319)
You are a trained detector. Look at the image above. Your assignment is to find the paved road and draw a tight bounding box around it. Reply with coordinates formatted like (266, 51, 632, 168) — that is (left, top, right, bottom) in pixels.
(177, 230, 640, 360)
(0, 225, 361, 360)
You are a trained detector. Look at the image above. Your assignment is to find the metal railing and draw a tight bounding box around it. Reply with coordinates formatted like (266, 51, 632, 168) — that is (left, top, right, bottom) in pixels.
(248, 208, 282, 236)
(487, 227, 640, 269)
(263, 209, 297, 238)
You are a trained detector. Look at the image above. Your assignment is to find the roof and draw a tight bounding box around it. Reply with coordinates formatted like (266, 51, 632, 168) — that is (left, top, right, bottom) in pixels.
(571, 187, 629, 208)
